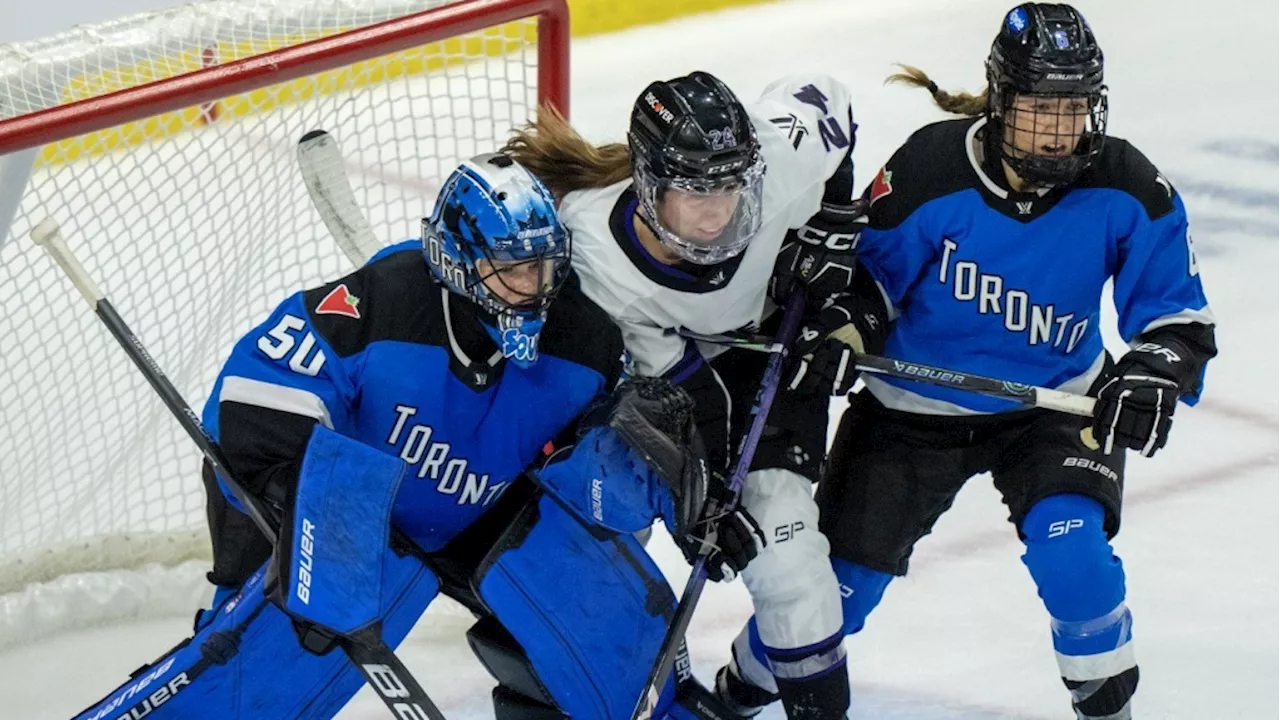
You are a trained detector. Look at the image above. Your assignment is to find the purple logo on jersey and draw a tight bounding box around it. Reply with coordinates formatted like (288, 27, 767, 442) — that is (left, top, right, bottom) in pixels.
(1006, 8, 1027, 32)
(1053, 29, 1070, 49)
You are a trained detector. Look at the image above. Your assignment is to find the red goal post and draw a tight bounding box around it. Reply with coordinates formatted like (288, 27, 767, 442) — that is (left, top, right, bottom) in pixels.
(0, 0, 569, 154)
(0, 0, 568, 649)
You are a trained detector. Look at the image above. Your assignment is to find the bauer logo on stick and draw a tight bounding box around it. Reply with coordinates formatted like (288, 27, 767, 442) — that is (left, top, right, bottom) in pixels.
(316, 283, 361, 319)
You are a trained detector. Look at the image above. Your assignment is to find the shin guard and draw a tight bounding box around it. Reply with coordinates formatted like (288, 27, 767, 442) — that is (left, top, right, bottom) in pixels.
(1022, 494, 1137, 719)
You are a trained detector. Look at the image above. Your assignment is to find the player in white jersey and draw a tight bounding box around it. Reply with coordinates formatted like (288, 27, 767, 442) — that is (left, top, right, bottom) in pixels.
(505, 71, 889, 719)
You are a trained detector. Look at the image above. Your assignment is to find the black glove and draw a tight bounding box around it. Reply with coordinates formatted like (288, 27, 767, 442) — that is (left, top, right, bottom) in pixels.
(1092, 339, 1193, 457)
(785, 278, 890, 398)
(680, 477, 766, 583)
(768, 199, 865, 306)
(592, 377, 709, 540)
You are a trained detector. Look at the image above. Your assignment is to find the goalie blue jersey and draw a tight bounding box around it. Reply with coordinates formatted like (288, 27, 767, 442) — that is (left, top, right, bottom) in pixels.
(856, 117, 1215, 414)
(202, 240, 625, 551)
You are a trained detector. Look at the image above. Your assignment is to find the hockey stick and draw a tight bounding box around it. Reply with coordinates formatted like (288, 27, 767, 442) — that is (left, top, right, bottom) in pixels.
(297, 129, 382, 267)
(675, 328, 1096, 417)
(630, 290, 808, 720)
(30, 218, 447, 720)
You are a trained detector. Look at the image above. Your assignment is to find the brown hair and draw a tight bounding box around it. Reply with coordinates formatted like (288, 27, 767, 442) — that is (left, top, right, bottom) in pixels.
(886, 64, 987, 116)
(501, 104, 633, 200)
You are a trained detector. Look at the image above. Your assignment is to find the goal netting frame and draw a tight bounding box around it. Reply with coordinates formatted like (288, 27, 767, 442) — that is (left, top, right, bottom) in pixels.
(0, 0, 567, 649)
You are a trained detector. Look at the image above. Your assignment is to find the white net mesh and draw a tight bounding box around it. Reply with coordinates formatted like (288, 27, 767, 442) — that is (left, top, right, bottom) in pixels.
(0, 0, 554, 646)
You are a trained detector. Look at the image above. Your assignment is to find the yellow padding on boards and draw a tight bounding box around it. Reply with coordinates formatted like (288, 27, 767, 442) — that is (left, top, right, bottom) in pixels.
(36, 0, 778, 166)
(571, 0, 779, 37)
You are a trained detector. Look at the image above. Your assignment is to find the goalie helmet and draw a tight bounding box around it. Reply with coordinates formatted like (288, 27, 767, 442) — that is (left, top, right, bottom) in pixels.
(985, 3, 1107, 186)
(628, 71, 765, 265)
(422, 153, 570, 367)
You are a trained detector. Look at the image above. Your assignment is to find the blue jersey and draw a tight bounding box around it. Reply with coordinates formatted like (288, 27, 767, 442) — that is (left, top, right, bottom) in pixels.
(856, 117, 1214, 414)
(202, 241, 625, 551)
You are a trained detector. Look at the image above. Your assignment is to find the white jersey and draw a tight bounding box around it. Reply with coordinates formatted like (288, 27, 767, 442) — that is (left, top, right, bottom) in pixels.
(559, 74, 856, 377)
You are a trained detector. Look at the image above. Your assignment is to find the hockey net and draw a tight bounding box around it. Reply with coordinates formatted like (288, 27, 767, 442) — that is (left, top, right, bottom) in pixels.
(0, 0, 567, 648)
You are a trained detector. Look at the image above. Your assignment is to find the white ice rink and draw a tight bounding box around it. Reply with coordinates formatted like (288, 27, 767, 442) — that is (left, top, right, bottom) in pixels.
(2, 0, 1277, 717)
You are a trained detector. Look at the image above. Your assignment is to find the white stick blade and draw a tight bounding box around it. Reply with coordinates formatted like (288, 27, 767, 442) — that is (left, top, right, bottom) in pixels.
(297, 130, 381, 266)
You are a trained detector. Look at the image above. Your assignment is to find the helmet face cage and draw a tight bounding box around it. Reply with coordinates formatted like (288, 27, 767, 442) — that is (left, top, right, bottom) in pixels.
(422, 154, 571, 323)
(989, 83, 1108, 187)
(986, 3, 1107, 187)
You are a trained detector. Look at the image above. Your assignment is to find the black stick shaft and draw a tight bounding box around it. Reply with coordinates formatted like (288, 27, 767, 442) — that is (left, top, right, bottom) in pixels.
(675, 329, 1095, 417)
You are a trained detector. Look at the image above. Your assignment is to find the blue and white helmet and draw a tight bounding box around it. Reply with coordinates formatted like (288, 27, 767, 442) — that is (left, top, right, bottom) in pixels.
(423, 153, 570, 367)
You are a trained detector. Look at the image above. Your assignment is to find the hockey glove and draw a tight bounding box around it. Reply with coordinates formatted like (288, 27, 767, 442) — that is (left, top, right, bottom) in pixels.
(536, 377, 710, 539)
(1092, 337, 1195, 457)
(604, 377, 710, 540)
(785, 284, 889, 398)
(681, 477, 766, 583)
(768, 199, 865, 306)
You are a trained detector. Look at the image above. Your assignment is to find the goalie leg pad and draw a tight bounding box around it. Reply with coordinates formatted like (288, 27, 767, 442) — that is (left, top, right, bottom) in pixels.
(73, 548, 438, 720)
(278, 424, 408, 635)
(475, 494, 679, 719)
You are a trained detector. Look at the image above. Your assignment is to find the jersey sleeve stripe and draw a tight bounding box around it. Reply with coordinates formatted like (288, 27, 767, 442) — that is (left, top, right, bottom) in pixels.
(1135, 308, 1217, 342)
(220, 375, 334, 429)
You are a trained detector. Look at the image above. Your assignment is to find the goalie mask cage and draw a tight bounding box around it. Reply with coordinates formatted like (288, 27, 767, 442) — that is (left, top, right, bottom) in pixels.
(0, 0, 567, 648)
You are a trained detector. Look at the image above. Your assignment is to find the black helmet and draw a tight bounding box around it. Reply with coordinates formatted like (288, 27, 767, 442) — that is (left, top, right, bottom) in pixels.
(985, 3, 1107, 186)
(628, 71, 765, 264)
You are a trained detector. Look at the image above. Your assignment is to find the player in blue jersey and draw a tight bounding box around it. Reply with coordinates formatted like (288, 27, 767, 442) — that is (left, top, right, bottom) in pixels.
(747, 5, 1216, 720)
(72, 154, 748, 720)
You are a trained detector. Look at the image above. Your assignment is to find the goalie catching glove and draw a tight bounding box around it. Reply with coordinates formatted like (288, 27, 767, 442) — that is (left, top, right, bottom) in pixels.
(606, 378, 766, 582)
(533, 378, 705, 541)
(533, 378, 765, 581)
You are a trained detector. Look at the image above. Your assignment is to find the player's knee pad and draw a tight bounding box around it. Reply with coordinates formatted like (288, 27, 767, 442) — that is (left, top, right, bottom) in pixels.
(72, 550, 439, 720)
(738, 469, 843, 652)
(1021, 493, 1126, 625)
(831, 557, 893, 636)
(475, 494, 678, 719)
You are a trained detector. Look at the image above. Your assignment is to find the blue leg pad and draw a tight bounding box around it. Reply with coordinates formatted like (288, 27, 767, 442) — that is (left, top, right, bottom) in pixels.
(1021, 494, 1129, 656)
(477, 495, 678, 719)
(832, 557, 893, 637)
(72, 547, 438, 720)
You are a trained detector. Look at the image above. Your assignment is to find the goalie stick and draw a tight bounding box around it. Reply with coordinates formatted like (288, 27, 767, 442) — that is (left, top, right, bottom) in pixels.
(630, 289, 807, 720)
(297, 129, 383, 267)
(673, 328, 1097, 418)
(30, 218, 447, 720)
